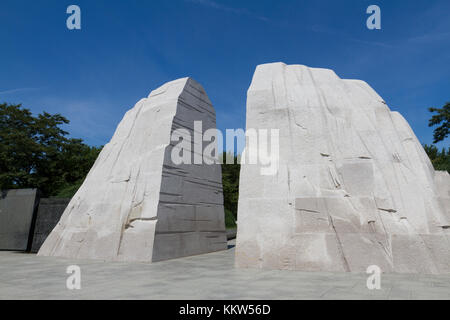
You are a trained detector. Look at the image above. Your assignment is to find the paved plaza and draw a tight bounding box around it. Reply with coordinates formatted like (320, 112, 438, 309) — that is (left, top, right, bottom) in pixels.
(1, 240, 449, 300)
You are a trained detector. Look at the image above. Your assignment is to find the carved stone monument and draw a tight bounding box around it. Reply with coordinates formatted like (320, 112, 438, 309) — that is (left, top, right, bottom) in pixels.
(235, 62, 450, 274)
(39, 78, 227, 262)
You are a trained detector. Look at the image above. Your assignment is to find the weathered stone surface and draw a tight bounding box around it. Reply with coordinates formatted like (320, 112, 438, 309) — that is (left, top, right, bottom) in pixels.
(0, 189, 39, 251)
(235, 62, 450, 274)
(30, 198, 71, 253)
(435, 170, 450, 220)
(38, 78, 227, 261)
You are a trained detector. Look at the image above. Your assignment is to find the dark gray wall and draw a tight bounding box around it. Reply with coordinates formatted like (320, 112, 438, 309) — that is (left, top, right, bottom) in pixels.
(0, 189, 39, 251)
(30, 198, 70, 253)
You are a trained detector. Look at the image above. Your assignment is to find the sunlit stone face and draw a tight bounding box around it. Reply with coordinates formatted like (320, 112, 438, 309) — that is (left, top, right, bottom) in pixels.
(235, 62, 450, 274)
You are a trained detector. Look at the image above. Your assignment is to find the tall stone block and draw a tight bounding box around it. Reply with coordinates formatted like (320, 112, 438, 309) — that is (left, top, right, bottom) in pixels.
(38, 78, 227, 261)
(235, 62, 450, 274)
(0, 189, 39, 251)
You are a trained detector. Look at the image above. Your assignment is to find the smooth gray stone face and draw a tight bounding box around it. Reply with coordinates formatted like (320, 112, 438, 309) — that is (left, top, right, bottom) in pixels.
(235, 62, 450, 274)
(38, 78, 227, 262)
(30, 198, 70, 253)
(0, 189, 39, 251)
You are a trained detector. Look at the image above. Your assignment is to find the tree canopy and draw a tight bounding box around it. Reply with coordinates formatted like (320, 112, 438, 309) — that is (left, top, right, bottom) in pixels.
(220, 152, 240, 228)
(428, 102, 450, 143)
(423, 144, 450, 173)
(0, 103, 101, 197)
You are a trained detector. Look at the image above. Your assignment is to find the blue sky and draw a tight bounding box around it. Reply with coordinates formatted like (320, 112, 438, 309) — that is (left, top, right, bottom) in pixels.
(1, 0, 449, 150)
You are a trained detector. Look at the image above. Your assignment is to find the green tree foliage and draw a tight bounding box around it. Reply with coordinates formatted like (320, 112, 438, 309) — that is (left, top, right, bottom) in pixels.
(423, 144, 450, 173)
(220, 152, 240, 228)
(0, 103, 101, 196)
(428, 102, 450, 143)
(55, 179, 85, 198)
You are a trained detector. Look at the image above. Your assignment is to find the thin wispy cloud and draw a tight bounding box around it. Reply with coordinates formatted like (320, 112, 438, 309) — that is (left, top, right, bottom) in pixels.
(309, 24, 394, 48)
(186, 0, 269, 22)
(406, 31, 450, 44)
(31, 96, 120, 147)
(348, 38, 394, 48)
(0, 87, 40, 95)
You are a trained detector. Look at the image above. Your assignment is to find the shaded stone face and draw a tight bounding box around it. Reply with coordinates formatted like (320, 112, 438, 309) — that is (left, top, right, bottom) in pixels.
(235, 62, 450, 274)
(30, 198, 71, 253)
(38, 78, 227, 262)
(0, 189, 39, 251)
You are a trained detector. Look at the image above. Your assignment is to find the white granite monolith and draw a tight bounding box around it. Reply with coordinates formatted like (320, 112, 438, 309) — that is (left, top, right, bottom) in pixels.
(235, 62, 450, 274)
(38, 78, 227, 262)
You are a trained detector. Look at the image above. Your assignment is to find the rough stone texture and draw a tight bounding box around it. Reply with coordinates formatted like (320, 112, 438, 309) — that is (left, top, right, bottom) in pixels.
(435, 171, 450, 220)
(0, 189, 39, 251)
(30, 198, 71, 253)
(235, 62, 450, 274)
(38, 78, 227, 262)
